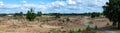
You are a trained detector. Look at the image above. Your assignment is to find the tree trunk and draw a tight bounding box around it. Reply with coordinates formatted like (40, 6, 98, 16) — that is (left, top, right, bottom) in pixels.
(112, 22, 117, 26)
(118, 22, 120, 29)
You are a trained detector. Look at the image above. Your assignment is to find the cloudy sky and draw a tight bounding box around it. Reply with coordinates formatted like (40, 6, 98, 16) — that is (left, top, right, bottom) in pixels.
(0, 0, 108, 14)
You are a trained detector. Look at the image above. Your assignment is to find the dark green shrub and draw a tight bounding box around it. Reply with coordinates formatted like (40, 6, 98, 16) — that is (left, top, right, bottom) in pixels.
(86, 25, 91, 31)
(77, 29, 82, 32)
(51, 13, 60, 18)
(14, 12, 23, 17)
(91, 12, 100, 18)
(26, 9, 36, 21)
(0, 14, 7, 16)
(66, 18, 70, 21)
(94, 25, 98, 30)
(69, 29, 76, 33)
(37, 11, 42, 16)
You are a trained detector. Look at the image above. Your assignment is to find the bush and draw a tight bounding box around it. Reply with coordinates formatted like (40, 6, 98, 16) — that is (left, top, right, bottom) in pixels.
(94, 25, 98, 30)
(86, 25, 91, 31)
(37, 11, 42, 16)
(26, 9, 36, 21)
(0, 14, 7, 16)
(69, 29, 76, 33)
(52, 13, 60, 18)
(66, 18, 70, 21)
(91, 12, 100, 18)
(14, 12, 23, 17)
(77, 29, 82, 32)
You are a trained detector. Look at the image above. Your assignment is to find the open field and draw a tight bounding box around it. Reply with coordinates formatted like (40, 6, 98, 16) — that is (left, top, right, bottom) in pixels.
(0, 15, 118, 33)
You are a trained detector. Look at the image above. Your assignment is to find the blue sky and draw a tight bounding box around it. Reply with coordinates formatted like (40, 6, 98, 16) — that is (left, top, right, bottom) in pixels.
(0, 0, 108, 14)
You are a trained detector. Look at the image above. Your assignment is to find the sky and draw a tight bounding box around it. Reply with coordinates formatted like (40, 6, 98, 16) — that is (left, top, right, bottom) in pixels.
(0, 0, 109, 14)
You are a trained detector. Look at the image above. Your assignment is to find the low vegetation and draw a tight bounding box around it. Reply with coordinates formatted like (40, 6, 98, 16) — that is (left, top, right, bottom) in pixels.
(69, 26, 97, 33)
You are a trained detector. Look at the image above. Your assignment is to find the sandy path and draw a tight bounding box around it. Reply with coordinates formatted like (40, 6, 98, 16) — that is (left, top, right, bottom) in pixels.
(104, 30, 117, 33)
(82, 17, 117, 33)
(82, 16, 95, 28)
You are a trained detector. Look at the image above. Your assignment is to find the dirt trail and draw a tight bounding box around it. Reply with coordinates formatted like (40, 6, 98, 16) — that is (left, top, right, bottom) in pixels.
(82, 17, 117, 33)
(104, 30, 117, 33)
(41, 25, 61, 29)
(82, 16, 95, 28)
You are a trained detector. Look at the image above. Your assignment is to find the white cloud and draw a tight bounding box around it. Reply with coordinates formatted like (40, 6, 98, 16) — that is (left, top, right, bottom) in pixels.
(22, 0, 27, 4)
(67, 0, 76, 4)
(0, 1, 4, 6)
(5, 4, 21, 8)
(0, 0, 109, 13)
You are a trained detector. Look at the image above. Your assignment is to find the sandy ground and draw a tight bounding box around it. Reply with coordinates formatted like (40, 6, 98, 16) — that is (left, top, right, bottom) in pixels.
(0, 15, 117, 33)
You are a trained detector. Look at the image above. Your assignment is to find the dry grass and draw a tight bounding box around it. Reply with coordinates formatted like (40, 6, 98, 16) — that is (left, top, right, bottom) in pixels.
(0, 15, 118, 33)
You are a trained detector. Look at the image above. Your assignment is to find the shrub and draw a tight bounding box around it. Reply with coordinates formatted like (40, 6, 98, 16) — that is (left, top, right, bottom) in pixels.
(91, 12, 100, 18)
(77, 29, 82, 32)
(86, 25, 91, 31)
(0, 14, 7, 16)
(37, 11, 42, 16)
(66, 18, 70, 21)
(53, 13, 60, 18)
(69, 29, 76, 33)
(26, 9, 36, 21)
(94, 25, 98, 30)
(14, 12, 23, 16)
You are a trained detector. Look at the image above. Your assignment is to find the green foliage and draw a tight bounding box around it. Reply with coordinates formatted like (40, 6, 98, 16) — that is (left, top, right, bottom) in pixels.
(69, 29, 77, 33)
(86, 25, 91, 31)
(77, 29, 82, 32)
(92, 30, 97, 33)
(103, 0, 120, 28)
(26, 9, 36, 21)
(37, 11, 42, 16)
(91, 12, 101, 18)
(0, 14, 7, 16)
(94, 25, 98, 30)
(14, 12, 23, 16)
(55, 13, 60, 18)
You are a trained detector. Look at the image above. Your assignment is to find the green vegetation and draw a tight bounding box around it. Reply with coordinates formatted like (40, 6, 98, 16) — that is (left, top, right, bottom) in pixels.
(90, 12, 101, 18)
(37, 11, 42, 16)
(14, 12, 23, 17)
(26, 8, 37, 21)
(103, 0, 120, 28)
(77, 29, 82, 32)
(69, 29, 77, 33)
(0, 14, 7, 17)
(68, 25, 97, 33)
(66, 18, 70, 21)
(85, 25, 91, 31)
(55, 13, 60, 18)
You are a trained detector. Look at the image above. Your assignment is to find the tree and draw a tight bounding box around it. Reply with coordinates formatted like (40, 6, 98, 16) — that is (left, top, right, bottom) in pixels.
(51, 13, 60, 18)
(37, 11, 42, 16)
(90, 12, 100, 18)
(103, 0, 120, 28)
(14, 12, 23, 16)
(20, 12, 23, 16)
(26, 8, 36, 21)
